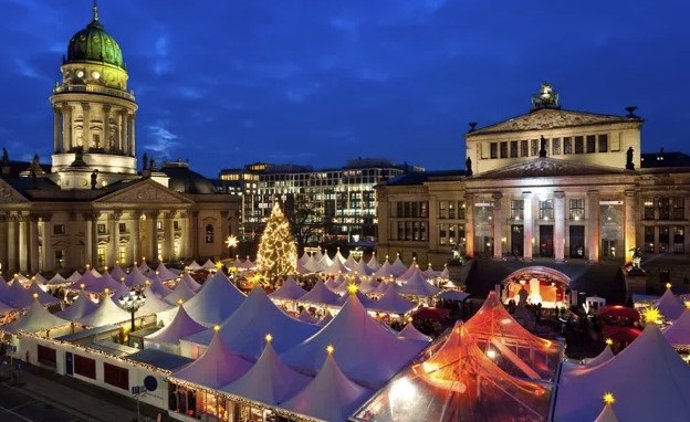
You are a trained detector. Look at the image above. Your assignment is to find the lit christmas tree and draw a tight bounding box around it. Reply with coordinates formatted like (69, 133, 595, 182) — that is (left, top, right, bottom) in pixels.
(257, 200, 297, 281)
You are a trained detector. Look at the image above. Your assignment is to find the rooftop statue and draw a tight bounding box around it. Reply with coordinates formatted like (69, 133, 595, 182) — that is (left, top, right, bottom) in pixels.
(531, 82, 560, 110)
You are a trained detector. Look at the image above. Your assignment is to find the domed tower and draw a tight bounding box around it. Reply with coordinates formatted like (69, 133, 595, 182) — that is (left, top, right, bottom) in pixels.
(50, 1, 138, 184)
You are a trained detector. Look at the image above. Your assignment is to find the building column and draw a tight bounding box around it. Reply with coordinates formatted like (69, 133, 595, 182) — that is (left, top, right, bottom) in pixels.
(492, 192, 503, 259)
(127, 114, 136, 157)
(63, 105, 73, 152)
(81, 103, 91, 151)
(164, 212, 175, 261)
(191, 211, 199, 258)
(148, 211, 159, 262)
(523, 192, 533, 260)
(7, 215, 17, 273)
(53, 107, 62, 153)
(102, 105, 111, 151)
(118, 110, 126, 154)
(624, 190, 637, 263)
(18, 215, 28, 272)
(587, 190, 600, 262)
(131, 211, 141, 264)
(464, 193, 475, 258)
(110, 212, 121, 265)
(83, 212, 98, 266)
(220, 211, 229, 259)
(29, 215, 39, 274)
(38, 214, 51, 273)
(0, 214, 7, 274)
(554, 191, 566, 262)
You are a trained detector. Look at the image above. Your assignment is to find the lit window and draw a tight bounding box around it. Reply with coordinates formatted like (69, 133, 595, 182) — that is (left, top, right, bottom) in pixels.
(205, 224, 215, 243)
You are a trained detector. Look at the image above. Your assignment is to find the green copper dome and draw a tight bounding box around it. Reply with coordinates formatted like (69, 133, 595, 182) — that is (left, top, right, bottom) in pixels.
(66, 9, 125, 70)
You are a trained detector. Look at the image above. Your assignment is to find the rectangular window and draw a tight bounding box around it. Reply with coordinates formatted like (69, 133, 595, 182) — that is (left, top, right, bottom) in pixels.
(520, 140, 529, 157)
(598, 134, 608, 152)
(97, 223, 106, 235)
(539, 200, 554, 220)
(37, 345, 57, 367)
(103, 363, 129, 391)
(439, 224, 447, 245)
(490, 142, 498, 159)
(510, 141, 518, 158)
(552, 138, 561, 155)
(569, 199, 585, 221)
(403, 202, 411, 218)
(673, 226, 685, 253)
(74, 355, 96, 379)
(448, 202, 456, 219)
(420, 201, 428, 218)
(420, 222, 427, 241)
(644, 226, 655, 253)
(531, 139, 539, 156)
(499, 142, 508, 159)
(118, 246, 126, 265)
(439, 201, 448, 219)
(396, 202, 403, 217)
(449, 224, 456, 244)
(397, 222, 404, 240)
(511, 200, 524, 221)
(405, 222, 412, 240)
(659, 226, 670, 253)
(658, 198, 670, 220)
(643, 200, 655, 220)
(574, 136, 584, 154)
(55, 250, 65, 268)
(98, 247, 105, 266)
(563, 137, 573, 154)
(458, 201, 466, 220)
(173, 220, 180, 230)
(413, 221, 420, 241)
(53, 224, 66, 235)
(586, 135, 596, 153)
(118, 223, 127, 233)
(672, 198, 684, 220)
(156, 221, 163, 231)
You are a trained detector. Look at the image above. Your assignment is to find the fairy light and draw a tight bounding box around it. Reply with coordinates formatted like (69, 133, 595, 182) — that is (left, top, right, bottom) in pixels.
(603, 392, 616, 405)
(605, 338, 613, 346)
(256, 201, 297, 279)
(265, 333, 273, 343)
(326, 344, 335, 355)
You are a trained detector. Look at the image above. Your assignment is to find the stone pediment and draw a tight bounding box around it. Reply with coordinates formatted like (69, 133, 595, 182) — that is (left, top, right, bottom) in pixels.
(0, 178, 29, 203)
(473, 157, 626, 180)
(95, 179, 193, 204)
(469, 108, 635, 136)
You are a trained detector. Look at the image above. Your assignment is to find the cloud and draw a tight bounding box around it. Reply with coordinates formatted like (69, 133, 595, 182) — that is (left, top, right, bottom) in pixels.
(145, 123, 181, 157)
(152, 33, 172, 75)
(284, 82, 321, 103)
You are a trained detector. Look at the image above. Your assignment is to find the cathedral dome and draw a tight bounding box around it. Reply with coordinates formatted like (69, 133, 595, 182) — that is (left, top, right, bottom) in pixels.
(66, 5, 125, 70)
(160, 161, 218, 194)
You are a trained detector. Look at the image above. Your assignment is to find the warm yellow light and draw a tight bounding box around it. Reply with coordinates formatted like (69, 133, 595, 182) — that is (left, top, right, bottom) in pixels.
(346, 283, 359, 295)
(86, 264, 91, 269)
(213, 325, 221, 333)
(603, 392, 616, 405)
(105, 266, 109, 271)
(265, 333, 273, 343)
(666, 282, 672, 289)
(177, 299, 184, 306)
(32, 292, 39, 299)
(155, 271, 160, 275)
(225, 235, 239, 248)
(31, 276, 36, 281)
(643, 307, 663, 324)
(120, 277, 125, 282)
(326, 345, 335, 355)
(104, 288, 110, 295)
(80, 283, 86, 289)
(605, 338, 613, 346)
(685, 301, 690, 310)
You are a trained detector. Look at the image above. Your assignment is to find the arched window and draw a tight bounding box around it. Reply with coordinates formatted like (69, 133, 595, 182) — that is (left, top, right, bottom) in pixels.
(205, 224, 214, 243)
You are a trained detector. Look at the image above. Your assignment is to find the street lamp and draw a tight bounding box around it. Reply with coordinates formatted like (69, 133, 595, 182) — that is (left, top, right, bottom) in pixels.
(118, 289, 146, 332)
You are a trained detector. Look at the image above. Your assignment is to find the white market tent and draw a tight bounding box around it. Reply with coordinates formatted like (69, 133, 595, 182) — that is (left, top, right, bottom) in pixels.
(654, 287, 685, 320)
(138, 260, 152, 274)
(70, 271, 121, 294)
(298, 252, 311, 268)
(164, 279, 197, 305)
(27, 281, 61, 306)
(333, 248, 347, 264)
(366, 253, 381, 272)
(78, 295, 131, 327)
(5, 280, 38, 308)
(282, 293, 428, 389)
(302, 255, 318, 273)
(109, 263, 128, 282)
(357, 277, 380, 294)
(298, 280, 341, 306)
(144, 305, 207, 351)
(179, 272, 202, 292)
(187, 260, 203, 271)
(397, 268, 441, 298)
(554, 323, 690, 422)
(280, 352, 373, 422)
(135, 286, 174, 316)
(389, 256, 408, 278)
(398, 323, 432, 342)
(318, 252, 333, 271)
(67, 270, 82, 282)
(146, 274, 173, 298)
(222, 339, 312, 406)
(367, 286, 416, 315)
(269, 276, 308, 301)
(202, 259, 217, 271)
(438, 265, 450, 279)
(171, 330, 252, 389)
(324, 259, 351, 275)
(57, 292, 99, 321)
(182, 271, 246, 327)
(422, 263, 440, 279)
(297, 310, 319, 324)
(398, 260, 419, 280)
(3, 298, 70, 334)
(318, 313, 333, 326)
(325, 274, 346, 292)
(125, 266, 150, 288)
(155, 263, 178, 281)
(185, 287, 320, 360)
(12, 273, 31, 286)
(593, 402, 620, 422)
(352, 259, 375, 276)
(239, 257, 255, 271)
(373, 261, 395, 279)
(344, 254, 358, 271)
(32, 273, 48, 285)
(662, 307, 690, 348)
(582, 345, 615, 366)
(336, 290, 376, 308)
(46, 273, 68, 286)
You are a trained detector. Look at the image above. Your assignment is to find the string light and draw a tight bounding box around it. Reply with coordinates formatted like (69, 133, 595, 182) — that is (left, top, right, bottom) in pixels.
(605, 338, 613, 346)
(256, 201, 297, 280)
(603, 392, 616, 405)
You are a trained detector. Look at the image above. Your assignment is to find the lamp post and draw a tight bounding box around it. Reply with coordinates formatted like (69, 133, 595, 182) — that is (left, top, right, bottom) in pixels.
(118, 289, 146, 332)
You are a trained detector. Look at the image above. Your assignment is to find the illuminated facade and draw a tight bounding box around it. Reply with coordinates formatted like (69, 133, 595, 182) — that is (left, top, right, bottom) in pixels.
(0, 4, 239, 274)
(376, 84, 690, 266)
(218, 159, 413, 241)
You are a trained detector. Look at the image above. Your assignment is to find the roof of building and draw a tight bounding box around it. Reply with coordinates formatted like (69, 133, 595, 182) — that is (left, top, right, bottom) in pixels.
(66, 4, 125, 70)
(467, 107, 639, 136)
(641, 151, 690, 168)
(471, 156, 627, 180)
(383, 170, 467, 186)
(127, 348, 194, 371)
(159, 161, 217, 194)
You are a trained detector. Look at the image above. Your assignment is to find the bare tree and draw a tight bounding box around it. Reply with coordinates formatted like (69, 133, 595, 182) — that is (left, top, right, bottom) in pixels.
(282, 194, 327, 252)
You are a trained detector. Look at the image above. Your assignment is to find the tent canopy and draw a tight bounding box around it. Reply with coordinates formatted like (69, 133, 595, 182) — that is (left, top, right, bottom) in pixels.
(145, 305, 207, 347)
(183, 271, 246, 326)
(3, 299, 70, 334)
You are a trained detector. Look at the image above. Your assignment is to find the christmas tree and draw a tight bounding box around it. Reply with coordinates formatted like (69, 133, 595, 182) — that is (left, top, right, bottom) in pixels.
(257, 200, 297, 280)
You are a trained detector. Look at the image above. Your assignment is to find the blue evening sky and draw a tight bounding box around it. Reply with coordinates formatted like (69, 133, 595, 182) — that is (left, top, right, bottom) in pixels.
(1, 0, 689, 177)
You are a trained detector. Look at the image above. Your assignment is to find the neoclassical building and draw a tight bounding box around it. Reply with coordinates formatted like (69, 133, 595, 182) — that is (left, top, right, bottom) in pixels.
(0, 4, 239, 274)
(377, 84, 690, 267)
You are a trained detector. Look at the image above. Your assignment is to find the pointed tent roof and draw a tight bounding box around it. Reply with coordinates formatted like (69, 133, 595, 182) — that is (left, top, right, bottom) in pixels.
(46, 273, 68, 285)
(155, 263, 178, 281)
(12, 273, 31, 285)
(138, 260, 152, 273)
(239, 257, 255, 270)
(3, 298, 70, 334)
(336, 290, 376, 308)
(78, 295, 131, 327)
(5, 280, 36, 308)
(164, 278, 197, 305)
(422, 263, 440, 279)
(389, 256, 407, 278)
(324, 258, 351, 274)
(352, 259, 375, 276)
(438, 265, 449, 279)
(135, 286, 174, 316)
(318, 312, 333, 326)
(662, 307, 690, 347)
(334, 248, 347, 264)
(145, 305, 207, 346)
(298, 280, 341, 306)
(324, 276, 341, 292)
(27, 281, 61, 306)
(57, 291, 99, 321)
(313, 249, 324, 262)
(655, 286, 685, 320)
(70, 272, 121, 294)
(555, 324, 690, 422)
(187, 260, 203, 271)
(32, 273, 48, 284)
(318, 251, 333, 269)
(398, 260, 419, 280)
(367, 253, 381, 272)
(374, 261, 395, 279)
(0, 300, 14, 315)
(298, 309, 319, 324)
(281, 352, 373, 422)
(223, 339, 312, 406)
(171, 330, 252, 389)
(179, 272, 202, 292)
(593, 403, 620, 422)
(109, 263, 127, 282)
(269, 276, 308, 301)
(125, 266, 149, 288)
(582, 345, 615, 366)
(358, 277, 380, 294)
(398, 323, 432, 342)
(67, 270, 82, 282)
(146, 274, 173, 298)
(282, 293, 427, 389)
(368, 286, 416, 315)
(298, 252, 311, 267)
(201, 259, 216, 270)
(89, 268, 102, 277)
(344, 253, 358, 270)
(397, 268, 441, 298)
(352, 322, 553, 422)
(302, 254, 318, 273)
(182, 271, 246, 326)
(187, 287, 320, 360)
